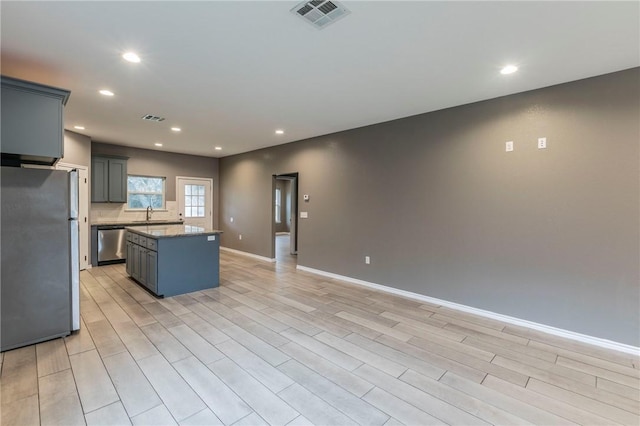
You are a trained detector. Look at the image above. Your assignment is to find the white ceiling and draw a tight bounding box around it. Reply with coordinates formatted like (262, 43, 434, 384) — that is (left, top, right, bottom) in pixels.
(2, 1, 638, 158)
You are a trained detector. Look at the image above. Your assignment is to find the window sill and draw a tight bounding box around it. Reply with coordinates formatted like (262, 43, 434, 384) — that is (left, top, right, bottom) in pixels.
(124, 209, 169, 212)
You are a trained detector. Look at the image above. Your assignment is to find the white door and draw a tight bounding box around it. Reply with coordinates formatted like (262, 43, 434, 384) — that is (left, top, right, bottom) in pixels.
(177, 177, 213, 228)
(57, 163, 89, 270)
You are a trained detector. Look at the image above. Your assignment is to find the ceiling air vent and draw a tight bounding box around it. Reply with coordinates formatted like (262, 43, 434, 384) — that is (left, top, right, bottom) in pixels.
(141, 114, 165, 122)
(291, 0, 350, 29)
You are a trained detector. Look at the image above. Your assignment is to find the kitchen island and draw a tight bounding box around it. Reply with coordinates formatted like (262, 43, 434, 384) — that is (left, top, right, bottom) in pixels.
(125, 224, 222, 297)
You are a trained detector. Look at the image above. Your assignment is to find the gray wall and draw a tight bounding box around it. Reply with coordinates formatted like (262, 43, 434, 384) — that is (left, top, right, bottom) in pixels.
(219, 68, 640, 346)
(62, 130, 91, 167)
(62, 130, 91, 266)
(92, 142, 220, 228)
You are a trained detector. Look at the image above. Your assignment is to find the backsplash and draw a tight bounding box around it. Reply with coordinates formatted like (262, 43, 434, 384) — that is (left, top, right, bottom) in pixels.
(91, 201, 179, 224)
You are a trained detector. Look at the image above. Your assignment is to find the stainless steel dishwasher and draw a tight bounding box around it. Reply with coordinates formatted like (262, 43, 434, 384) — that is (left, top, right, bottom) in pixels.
(97, 226, 127, 264)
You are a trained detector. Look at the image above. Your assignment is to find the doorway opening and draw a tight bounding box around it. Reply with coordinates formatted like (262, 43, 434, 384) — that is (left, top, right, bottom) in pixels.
(273, 173, 298, 264)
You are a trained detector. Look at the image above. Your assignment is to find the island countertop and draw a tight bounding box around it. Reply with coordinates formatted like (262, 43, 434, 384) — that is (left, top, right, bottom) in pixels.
(92, 220, 183, 227)
(125, 224, 223, 239)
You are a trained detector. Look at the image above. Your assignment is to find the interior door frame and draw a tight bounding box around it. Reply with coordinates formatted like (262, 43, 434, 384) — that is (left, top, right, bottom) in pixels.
(176, 176, 214, 228)
(57, 162, 90, 270)
(272, 173, 299, 258)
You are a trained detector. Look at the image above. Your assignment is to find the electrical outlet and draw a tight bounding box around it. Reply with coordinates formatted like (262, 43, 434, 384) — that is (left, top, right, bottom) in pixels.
(230, 217, 234, 223)
(538, 137, 547, 149)
(365, 256, 370, 265)
(506, 141, 514, 152)
(239, 234, 242, 240)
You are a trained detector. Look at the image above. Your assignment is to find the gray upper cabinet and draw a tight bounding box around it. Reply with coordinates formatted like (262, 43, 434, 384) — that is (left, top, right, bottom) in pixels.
(91, 157, 109, 202)
(1, 76, 70, 166)
(92, 156, 128, 203)
(108, 158, 127, 203)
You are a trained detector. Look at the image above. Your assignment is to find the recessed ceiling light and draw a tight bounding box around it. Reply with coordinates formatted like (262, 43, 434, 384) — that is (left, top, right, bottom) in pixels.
(122, 52, 141, 63)
(73, 126, 85, 130)
(275, 129, 284, 135)
(500, 65, 518, 75)
(171, 127, 181, 132)
(154, 143, 163, 147)
(214, 147, 222, 150)
(99, 89, 114, 96)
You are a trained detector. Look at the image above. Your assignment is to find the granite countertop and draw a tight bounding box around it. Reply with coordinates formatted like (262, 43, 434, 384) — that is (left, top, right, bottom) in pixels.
(125, 224, 223, 239)
(92, 220, 183, 227)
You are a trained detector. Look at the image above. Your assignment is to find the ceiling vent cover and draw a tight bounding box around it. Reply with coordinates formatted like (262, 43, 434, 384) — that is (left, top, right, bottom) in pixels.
(291, 0, 350, 29)
(141, 114, 165, 122)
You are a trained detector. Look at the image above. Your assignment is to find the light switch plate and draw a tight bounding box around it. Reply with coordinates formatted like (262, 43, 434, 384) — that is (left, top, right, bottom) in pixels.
(538, 137, 547, 149)
(506, 141, 514, 152)
(300, 212, 308, 218)
(207, 235, 216, 241)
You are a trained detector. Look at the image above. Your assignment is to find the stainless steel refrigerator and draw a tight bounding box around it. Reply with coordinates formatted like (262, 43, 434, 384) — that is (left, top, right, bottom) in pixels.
(1, 166, 80, 352)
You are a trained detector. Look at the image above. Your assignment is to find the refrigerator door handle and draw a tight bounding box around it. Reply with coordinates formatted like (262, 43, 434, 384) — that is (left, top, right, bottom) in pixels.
(70, 219, 80, 331)
(69, 169, 79, 220)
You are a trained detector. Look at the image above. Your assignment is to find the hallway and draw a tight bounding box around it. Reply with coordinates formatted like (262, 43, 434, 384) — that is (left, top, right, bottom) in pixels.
(275, 233, 296, 267)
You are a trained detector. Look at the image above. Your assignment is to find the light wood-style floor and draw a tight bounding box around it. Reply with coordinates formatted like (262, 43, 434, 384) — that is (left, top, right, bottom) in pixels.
(2, 236, 639, 425)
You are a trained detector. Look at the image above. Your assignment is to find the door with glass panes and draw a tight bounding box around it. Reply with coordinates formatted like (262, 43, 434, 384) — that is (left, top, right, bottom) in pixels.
(177, 177, 213, 228)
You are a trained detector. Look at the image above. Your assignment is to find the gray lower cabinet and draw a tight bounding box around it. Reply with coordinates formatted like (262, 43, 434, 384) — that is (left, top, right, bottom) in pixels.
(127, 240, 140, 280)
(128, 240, 141, 281)
(91, 156, 128, 203)
(1, 76, 70, 166)
(147, 251, 158, 291)
(125, 230, 219, 297)
(126, 233, 158, 294)
(139, 246, 148, 286)
(125, 242, 132, 276)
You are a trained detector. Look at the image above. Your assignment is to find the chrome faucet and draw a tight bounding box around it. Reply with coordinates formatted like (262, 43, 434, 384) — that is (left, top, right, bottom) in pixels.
(146, 205, 153, 221)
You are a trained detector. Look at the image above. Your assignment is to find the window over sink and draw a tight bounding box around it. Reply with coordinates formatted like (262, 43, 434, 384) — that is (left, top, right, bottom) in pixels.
(127, 175, 166, 210)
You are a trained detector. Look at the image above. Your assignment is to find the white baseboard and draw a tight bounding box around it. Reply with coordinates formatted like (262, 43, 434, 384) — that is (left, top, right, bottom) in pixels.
(220, 246, 276, 263)
(296, 265, 639, 356)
